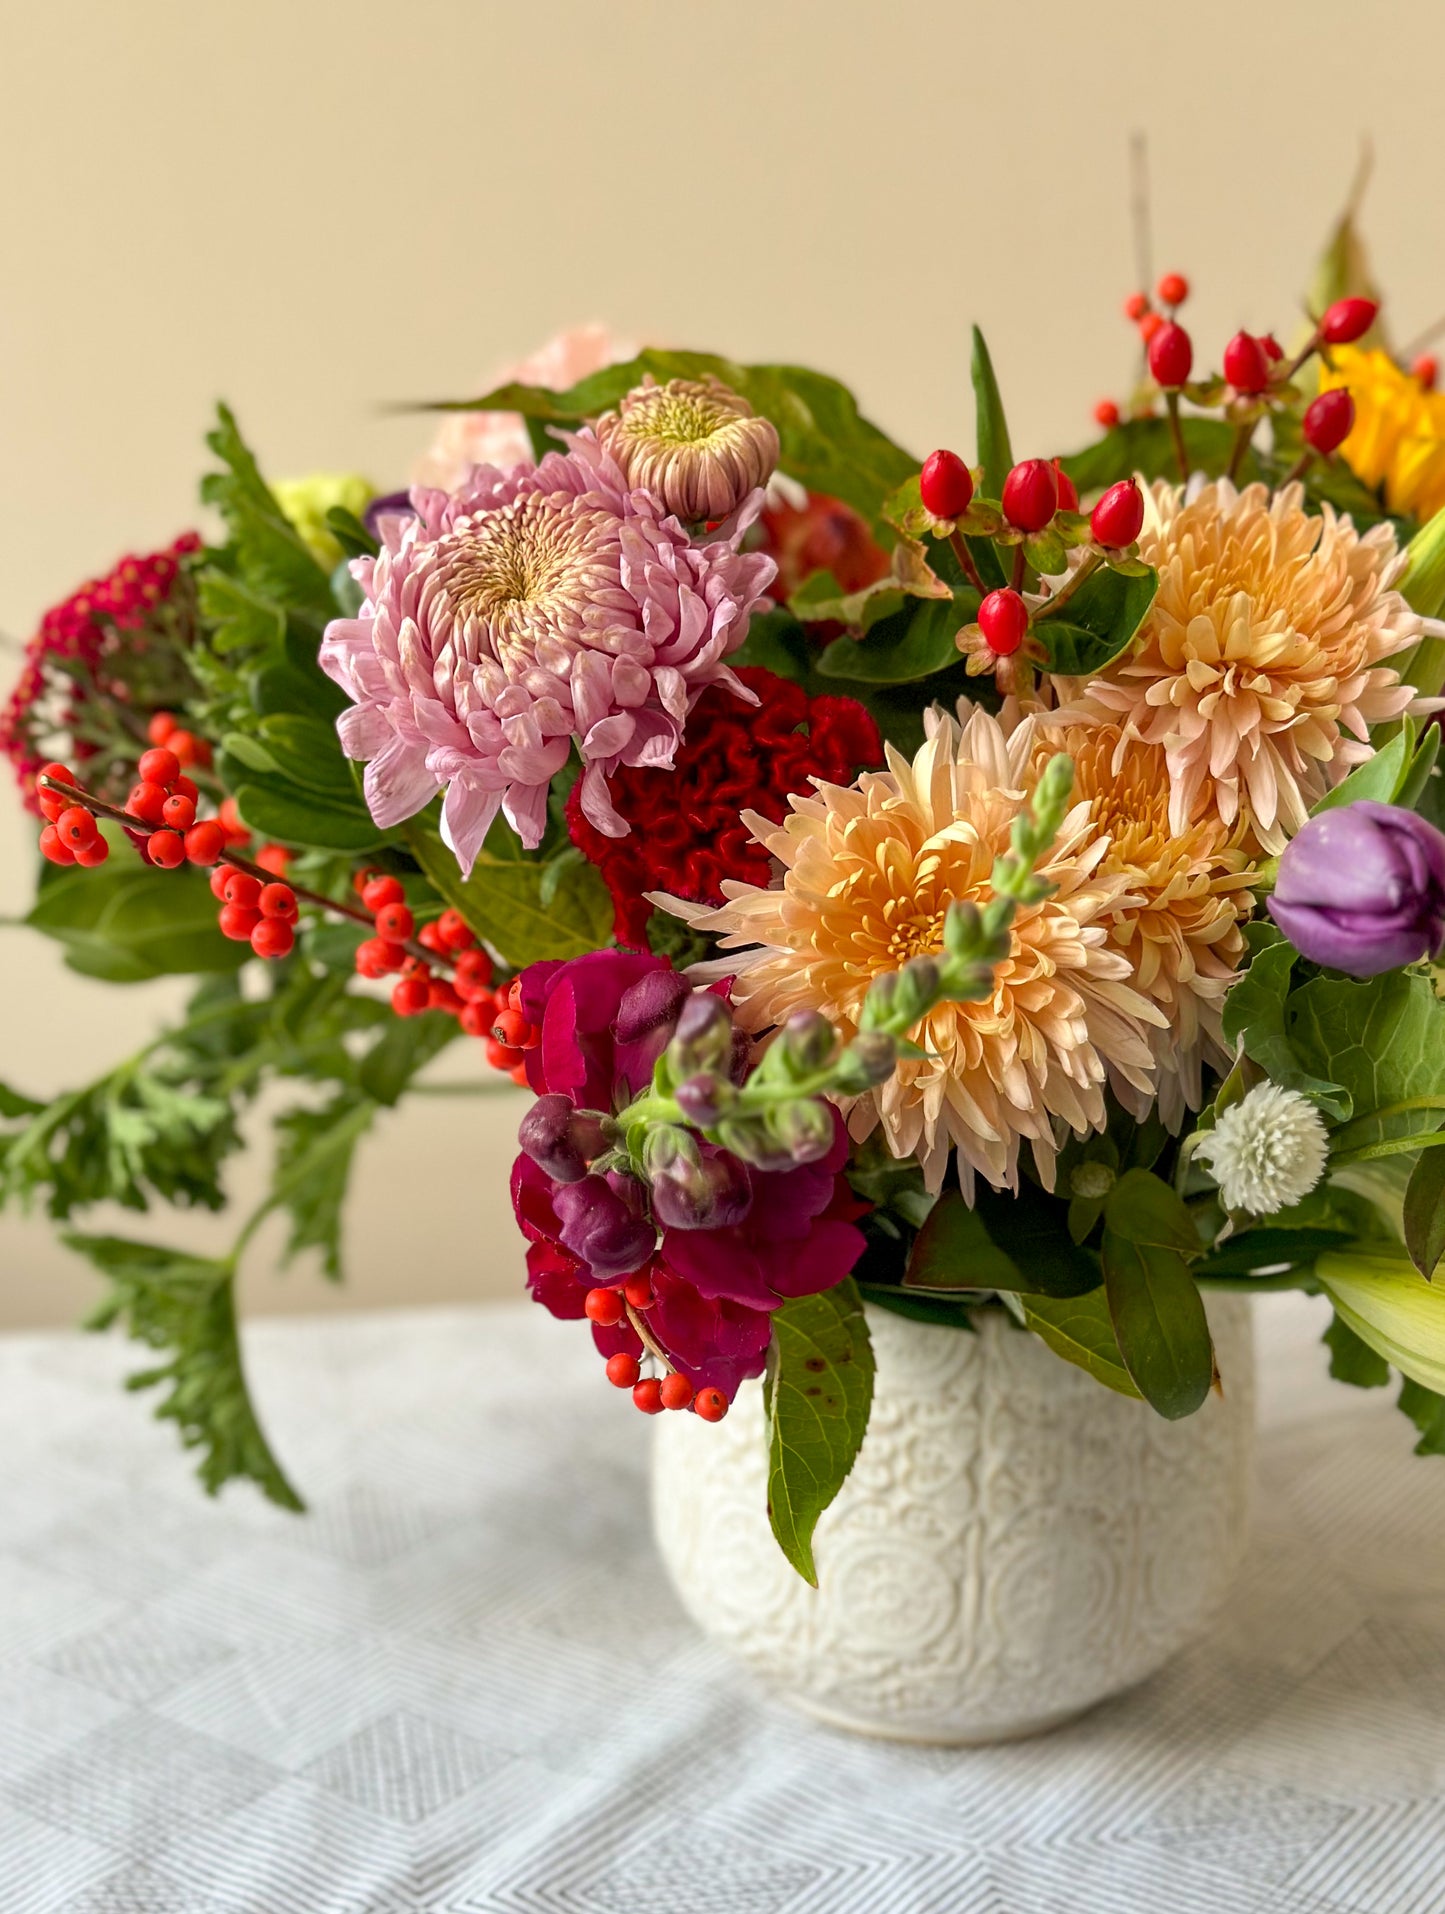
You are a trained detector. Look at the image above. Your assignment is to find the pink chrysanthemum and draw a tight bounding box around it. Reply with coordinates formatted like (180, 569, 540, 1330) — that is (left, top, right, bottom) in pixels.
(319, 430, 775, 867)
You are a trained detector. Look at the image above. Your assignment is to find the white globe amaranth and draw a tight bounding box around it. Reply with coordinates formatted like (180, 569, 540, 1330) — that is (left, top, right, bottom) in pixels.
(1195, 1081, 1329, 1215)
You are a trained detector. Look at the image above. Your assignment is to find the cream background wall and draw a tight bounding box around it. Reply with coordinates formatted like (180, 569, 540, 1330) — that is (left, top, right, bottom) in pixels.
(3, 0, 1443, 1327)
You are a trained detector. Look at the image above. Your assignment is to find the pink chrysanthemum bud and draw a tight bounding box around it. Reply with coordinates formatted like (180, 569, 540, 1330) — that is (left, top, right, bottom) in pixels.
(594, 377, 780, 524)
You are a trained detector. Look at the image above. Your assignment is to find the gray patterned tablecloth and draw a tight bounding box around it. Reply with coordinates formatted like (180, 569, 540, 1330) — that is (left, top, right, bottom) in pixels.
(1, 1292, 1443, 1913)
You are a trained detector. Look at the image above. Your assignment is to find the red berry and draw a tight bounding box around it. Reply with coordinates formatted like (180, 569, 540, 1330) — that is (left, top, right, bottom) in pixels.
(492, 1006, 530, 1048)
(209, 865, 233, 900)
(1123, 291, 1149, 322)
(623, 1273, 654, 1309)
(218, 901, 261, 940)
(1320, 297, 1377, 346)
(1414, 354, 1438, 391)
(161, 793, 196, 832)
(221, 871, 262, 910)
(1156, 271, 1189, 308)
(1222, 331, 1270, 395)
(137, 746, 180, 788)
(353, 867, 377, 896)
(632, 1378, 664, 1414)
(427, 978, 463, 1015)
(1302, 388, 1356, 455)
(258, 882, 298, 921)
(454, 948, 495, 1001)
(392, 975, 431, 1016)
(458, 1001, 491, 1037)
(605, 1352, 641, 1389)
(218, 796, 248, 843)
(1090, 478, 1145, 550)
(39, 824, 75, 865)
(1000, 459, 1059, 533)
(1093, 398, 1121, 428)
(918, 449, 975, 521)
(485, 1036, 524, 1071)
(168, 729, 210, 769)
(977, 589, 1029, 657)
(146, 711, 178, 745)
(374, 900, 414, 942)
(75, 836, 110, 867)
(509, 1062, 530, 1086)
(127, 781, 167, 826)
(255, 843, 291, 877)
(1052, 461, 1079, 513)
(250, 917, 294, 959)
(506, 978, 525, 1011)
(436, 907, 474, 951)
(37, 787, 66, 822)
(39, 760, 75, 792)
(418, 920, 448, 955)
(585, 1287, 625, 1326)
(660, 1372, 694, 1411)
(361, 874, 404, 912)
(1148, 321, 1193, 388)
(694, 1387, 729, 1422)
(356, 937, 406, 978)
(1137, 310, 1165, 344)
(184, 821, 226, 866)
(56, 805, 98, 849)
(1260, 333, 1284, 363)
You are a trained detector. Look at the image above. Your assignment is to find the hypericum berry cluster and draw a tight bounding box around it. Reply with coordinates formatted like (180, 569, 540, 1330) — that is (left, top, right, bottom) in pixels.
(350, 871, 530, 1080)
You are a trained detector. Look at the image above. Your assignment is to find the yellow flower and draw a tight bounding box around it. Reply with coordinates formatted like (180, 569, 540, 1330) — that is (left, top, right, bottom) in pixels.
(656, 706, 1162, 1195)
(1055, 480, 1421, 854)
(272, 473, 375, 571)
(1319, 346, 1445, 523)
(1031, 721, 1257, 1124)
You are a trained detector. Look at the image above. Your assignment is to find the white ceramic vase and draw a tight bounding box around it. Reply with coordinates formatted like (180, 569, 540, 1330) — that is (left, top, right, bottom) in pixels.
(653, 1295, 1255, 1743)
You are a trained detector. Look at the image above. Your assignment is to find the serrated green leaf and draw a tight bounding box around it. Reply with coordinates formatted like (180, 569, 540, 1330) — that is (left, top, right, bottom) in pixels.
(1405, 1148, 1445, 1281)
(196, 570, 287, 656)
(1021, 1288, 1143, 1399)
(1033, 563, 1159, 678)
(1398, 1376, 1445, 1454)
(270, 1095, 374, 1281)
(816, 593, 975, 685)
(1101, 1169, 1215, 1419)
(1323, 1310, 1391, 1387)
(201, 404, 336, 629)
(403, 816, 614, 966)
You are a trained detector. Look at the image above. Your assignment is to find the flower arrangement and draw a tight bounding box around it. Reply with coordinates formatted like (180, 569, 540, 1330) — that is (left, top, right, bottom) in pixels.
(7, 202, 1445, 1583)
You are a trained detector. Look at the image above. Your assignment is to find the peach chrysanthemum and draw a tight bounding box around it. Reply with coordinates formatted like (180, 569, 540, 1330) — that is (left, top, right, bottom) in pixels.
(657, 706, 1163, 1195)
(1030, 720, 1257, 1125)
(1054, 479, 1423, 853)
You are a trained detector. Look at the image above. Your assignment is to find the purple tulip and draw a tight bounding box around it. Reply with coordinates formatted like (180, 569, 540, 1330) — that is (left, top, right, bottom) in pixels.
(362, 490, 415, 540)
(552, 1175, 655, 1280)
(1269, 800, 1445, 977)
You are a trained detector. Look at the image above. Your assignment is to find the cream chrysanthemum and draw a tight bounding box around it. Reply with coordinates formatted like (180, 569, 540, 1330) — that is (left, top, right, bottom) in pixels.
(1030, 720, 1257, 1125)
(657, 706, 1163, 1194)
(1055, 479, 1423, 853)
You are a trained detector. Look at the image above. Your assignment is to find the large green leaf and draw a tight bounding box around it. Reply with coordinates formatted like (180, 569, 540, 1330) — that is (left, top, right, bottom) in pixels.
(970, 326, 1014, 500)
(1310, 721, 1415, 816)
(1318, 1246, 1445, 1397)
(1033, 564, 1159, 678)
(1021, 1288, 1142, 1399)
(438, 350, 917, 539)
(763, 1278, 874, 1586)
(902, 1188, 1022, 1292)
(27, 856, 248, 983)
(1288, 970, 1445, 1149)
(903, 1185, 1100, 1297)
(405, 818, 614, 967)
(1101, 1169, 1215, 1419)
(815, 594, 975, 685)
(1220, 929, 1351, 1119)
(1060, 417, 1242, 494)
(226, 778, 388, 854)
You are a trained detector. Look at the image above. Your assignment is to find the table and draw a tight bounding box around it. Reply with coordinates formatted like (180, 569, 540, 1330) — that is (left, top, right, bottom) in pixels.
(1, 1293, 1443, 1913)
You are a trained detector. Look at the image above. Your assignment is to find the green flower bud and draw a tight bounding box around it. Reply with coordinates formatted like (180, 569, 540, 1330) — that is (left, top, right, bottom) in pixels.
(833, 1031, 898, 1094)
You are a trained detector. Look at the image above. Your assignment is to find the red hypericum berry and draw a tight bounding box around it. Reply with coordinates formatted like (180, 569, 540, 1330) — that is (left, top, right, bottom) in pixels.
(427, 979, 463, 1015)
(1156, 271, 1189, 308)
(1001, 459, 1059, 533)
(693, 1387, 729, 1422)
(1222, 330, 1270, 395)
(1137, 310, 1165, 344)
(168, 729, 210, 769)
(1090, 478, 1145, 549)
(492, 1006, 530, 1047)
(146, 711, 178, 745)
(209, 865, 233, 900)
(632, 1378, 664, 1415)
(137, 746, 180, 788)
(161, 793, 196, 832)
(1093, 398, 1121, 428)
(255, 843, 291, 877)
(1320, 297, 1377, 346)
(436, 907, 474, 951)
(1123, 291, 1149, 322)
(660, 1372, 694, 1411)
(258, 882, 298, 921)
(1052, 461, 1079, 512)
(184, 821, 226, 866)
(453, 948, 495, 1001)
(39, 824, 75, 865)
(218, 902, 261, 940)
(126, 781, 167, 826)
(56, 805, 98, 849)
(623, 1273, 654, 1310)
(75, 836, 110, 867)
(606, 1352, 641, 1390)
(1148, 321, 1193, 388)
(977, 589, 1029, 657)
(374, 900, 414, 943)
(458, 1001, 491, 1037)
(1303, 388, 1356, 455)
(1260, 333, 1284, 363)
(918, 449, 975, 521)
(392, 975, 431, 1017)
(485, 1037, 524, 1072)
(1414, 353, 1439, 390)
(418, 920, 448, 955)
(250, 917, 295, 960)
(361, 874, 404, 912)
(585, 1286, 625, 1326)
(221, 871, 262, 910)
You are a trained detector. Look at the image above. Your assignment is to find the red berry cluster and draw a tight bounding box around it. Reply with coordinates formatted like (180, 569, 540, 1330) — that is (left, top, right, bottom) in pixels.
(36, 764, 112, 868)
(210, 867, 300, 959)
(589, 1279, 728, 1420)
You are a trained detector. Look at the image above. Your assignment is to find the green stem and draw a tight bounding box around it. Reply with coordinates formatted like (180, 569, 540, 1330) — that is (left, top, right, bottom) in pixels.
(1165, 390, 1190, 481)
(947, 530, 986, 596)
(1329, 1131, 1445, 1168)
(1196, 1272, 1322, 1294)
(1226, 419, 1255, 483)
(1330, 1097, 1445, 1156)
(1036, 550, 1102, 619)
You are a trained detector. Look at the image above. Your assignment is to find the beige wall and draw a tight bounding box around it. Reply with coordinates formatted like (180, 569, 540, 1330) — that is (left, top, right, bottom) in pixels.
(4, 0, 1444, 1326)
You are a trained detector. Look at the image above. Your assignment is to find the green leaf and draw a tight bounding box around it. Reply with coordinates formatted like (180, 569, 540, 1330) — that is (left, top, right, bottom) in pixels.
(27, 860, 249, 983)
(1061, 417, 1243, 495)
(357, 1010, 459, 1106)
(907, 1184, 1102, 1297)
(816, 594, 975, 685)
(1318, 1246, 1445, 1396)
(324, 505, 379, 562)
(1021, 1288, 1143, 1399)
(1289, 970, 1445, 1148)
(404, 817, 614, 966)
(1310, 720, 1414, 815)
(196, 570, 286, 656)
(1405, 1147, 1445, 1281)
(1101, 1169, 1215, 1419)
(1196, 1226, 1356, 1281)
(201, 404, 336, 629)
(226, 778, 388, 854)
(902, 1188, 1024, 1292)
(1401, 507, 1445, 697)
(763, 1278, 875, 1586)
(1220, 930, 1351, 1119)
(729, 606, 823, 692)
(1323, 1311, 1391, 1387)
(1398, 1376, 1445, 1455)
(68, 1231, 301, 1510)
(0, 1079, 46, 1119)
(1033, 564, 1159, 678)
(270, 1095, 374, 1281)
(970, 327, 1013, 500)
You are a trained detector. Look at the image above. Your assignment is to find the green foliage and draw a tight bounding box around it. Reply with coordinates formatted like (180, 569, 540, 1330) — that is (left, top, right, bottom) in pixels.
(200, 404, 336, 631)
(1309, 718, 1422, 816)
(72, 1233, 302, 1510)
(970, 327, 1013, 500)
(763, 1278, 874, 1585)
(815, 594, 976, 685)
(1220, 927, 1350, 1119)
(1398, 1377, 1445, 1454)
(1404, 1148, 1445, 1281)
(405, 817, 614, 967)
(1021, 1289, 1142, 1400)
(1031, 564, 1158, 678)
(269, 1095, 375, 1281)
(28, 851, 249, 984)
(1101, 1169, 1215, 1419)
(1289, 970, 1445, 1154)
(1323, 1311, 1391, 1387)
(903, 1185, 1099, 1297)
(324, 505, 380, 562)
(1061, 417, 1243, 494)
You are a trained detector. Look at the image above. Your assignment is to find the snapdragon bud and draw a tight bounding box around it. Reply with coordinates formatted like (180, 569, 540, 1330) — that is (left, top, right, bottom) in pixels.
(553, 1174, 656, 1279)
(833, 1031, 899, 1094)
(667, 991, 735, 1075)
(614, 968, 691, 1048)
(651, 1151, 754, 1230)
(776, 1009, 837, 1076)
(641, 1123, 703, 1180)
(767, 1097, 836, 1164)
(675, 1072, 731, 1127)
(517, 1094, 612, 1184)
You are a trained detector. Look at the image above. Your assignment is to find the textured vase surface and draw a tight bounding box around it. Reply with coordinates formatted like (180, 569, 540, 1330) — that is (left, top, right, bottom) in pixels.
(653, 1296, 1255, 1743)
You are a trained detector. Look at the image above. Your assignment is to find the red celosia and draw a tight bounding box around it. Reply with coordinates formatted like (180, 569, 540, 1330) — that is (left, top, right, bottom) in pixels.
(566, 665, 882, 948)
(1, 534, 202, 807)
